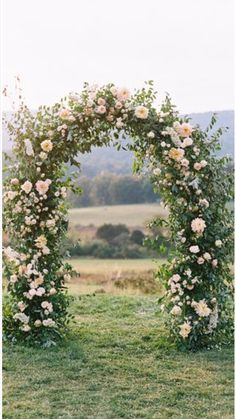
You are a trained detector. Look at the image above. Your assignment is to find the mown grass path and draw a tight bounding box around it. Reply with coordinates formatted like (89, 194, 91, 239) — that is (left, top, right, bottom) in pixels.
(3, 295, 234, 418)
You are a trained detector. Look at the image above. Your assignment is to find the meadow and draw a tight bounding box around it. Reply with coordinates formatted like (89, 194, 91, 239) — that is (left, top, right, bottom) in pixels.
(3, 292, 234, 418)
(3, 205, 234, 418)
(68, 203, 168, 229)
(68, 257, 164, 295)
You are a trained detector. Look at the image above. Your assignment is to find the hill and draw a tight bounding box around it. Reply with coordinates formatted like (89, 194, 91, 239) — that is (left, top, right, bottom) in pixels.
(3, 110, 234, 177)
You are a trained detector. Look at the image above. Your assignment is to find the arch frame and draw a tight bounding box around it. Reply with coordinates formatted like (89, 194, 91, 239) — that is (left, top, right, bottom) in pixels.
(3, 81, 233, 349)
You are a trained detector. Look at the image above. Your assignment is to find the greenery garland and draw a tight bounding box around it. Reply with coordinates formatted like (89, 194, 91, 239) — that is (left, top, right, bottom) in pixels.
(3, 81, 233, 349)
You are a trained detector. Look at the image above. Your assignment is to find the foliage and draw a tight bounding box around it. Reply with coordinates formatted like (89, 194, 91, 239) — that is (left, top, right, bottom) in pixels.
(3, 81, 234, 349)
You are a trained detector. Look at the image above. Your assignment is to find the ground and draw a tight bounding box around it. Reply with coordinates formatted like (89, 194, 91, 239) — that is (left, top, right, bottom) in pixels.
(3, 291, 234, 419)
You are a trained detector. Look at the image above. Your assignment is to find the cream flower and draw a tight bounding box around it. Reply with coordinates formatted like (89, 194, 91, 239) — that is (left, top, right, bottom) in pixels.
(181, 158, 189, 167)
(203, 252, 211, 261)
(21, 181, 33, 194)
(179, 322, 192, 338)
(34, 320, 42, 327)
(182, 137, 193, 147)
(117, 87, 130, 101)
(49, 288, 57, 295)
(194, 162, 202, 171)
(18, 301, 26, 312)
(153, 168, 161, 176)
(41, 140, 53, 153)
(4, 246, 19, 261)
(168, 148, 185, 161)
(215, 240, 222, 247)
(177, 122, 193, 138)
(197, 257, 205, 265)
(42, 246, 50, 255)
(10, 274, 18, 283)
(21, 325, 31, 332)
(189, 245, 200, 254)
(193, 300, 211, 317)
(200, 160, 208, 168)
(191, 218, 206, 234)
(96, 105, 106, 114)
(147, 131, 155, 138)
(116, 117, 124, 128)
(43, 318, 55, 327)
(170, 305, 182, 316)
(199, 199, 209, 208)
(39, 152, 47, 160)
(35, 180, 50, 195)
(97, 97, 106, 106)
(59, 108, 72, 120)
(172, 274, 181, 282)
(135, 106, 149, 119)
(36, 287, 45, 296)
(46, 219, 56, 229)
(212, 259, 218, 267)
(11, 178, 19, 185)
(41, 301, 53, 312)
(14, 312, 29, 324)
(35, 235, 47, 249)
(7, 191, 18, 200)
(24, 139, 34, 156)
(115, 101, 123, 109)
(110, 86, 118, 96)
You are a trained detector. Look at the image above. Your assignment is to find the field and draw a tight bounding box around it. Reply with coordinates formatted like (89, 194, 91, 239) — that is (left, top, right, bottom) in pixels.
(3, 204, 234, 418)
(68, 203, 168, 229)
(68, 258, 164, 295)
(3, 294, 234, 418)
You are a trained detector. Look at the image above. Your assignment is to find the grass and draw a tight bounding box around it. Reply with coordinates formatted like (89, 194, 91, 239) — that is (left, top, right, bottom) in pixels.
(69, 203, 168, 229)
(3, 294, 234, 419)
(67, 258, 165, 295)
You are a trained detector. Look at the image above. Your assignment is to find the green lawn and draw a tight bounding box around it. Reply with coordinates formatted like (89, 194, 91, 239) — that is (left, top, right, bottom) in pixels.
(3, 294, 234, 418)
(69, 203, 168, 228)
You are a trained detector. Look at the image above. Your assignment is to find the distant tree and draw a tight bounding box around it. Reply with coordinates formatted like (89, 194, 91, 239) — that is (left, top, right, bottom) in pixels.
(96, 224, 129, 243)
(130, 230, 145, 245)
(89, 175, 114, 206)
(67, 174, 160, 207)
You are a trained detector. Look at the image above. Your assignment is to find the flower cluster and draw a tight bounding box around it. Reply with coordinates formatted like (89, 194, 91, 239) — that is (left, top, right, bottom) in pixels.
(3, 81, 233, 349)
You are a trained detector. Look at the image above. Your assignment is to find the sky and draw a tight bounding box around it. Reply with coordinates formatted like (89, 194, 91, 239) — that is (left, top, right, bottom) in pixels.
(2, 0, 234, 113)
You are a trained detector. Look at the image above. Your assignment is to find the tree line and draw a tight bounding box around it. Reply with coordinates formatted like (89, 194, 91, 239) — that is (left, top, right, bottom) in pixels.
(68, 174, 159, 207)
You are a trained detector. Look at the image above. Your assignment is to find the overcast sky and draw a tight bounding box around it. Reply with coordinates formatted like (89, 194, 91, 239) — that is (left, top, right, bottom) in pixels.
(2, 0, 234, 113)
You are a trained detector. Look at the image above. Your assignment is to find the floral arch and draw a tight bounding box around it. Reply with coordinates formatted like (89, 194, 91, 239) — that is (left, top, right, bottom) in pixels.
(3, 81, 233, 350)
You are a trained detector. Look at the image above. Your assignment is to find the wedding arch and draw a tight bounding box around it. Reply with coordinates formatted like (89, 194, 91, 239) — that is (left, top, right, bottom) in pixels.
(3, 81, 233, 350)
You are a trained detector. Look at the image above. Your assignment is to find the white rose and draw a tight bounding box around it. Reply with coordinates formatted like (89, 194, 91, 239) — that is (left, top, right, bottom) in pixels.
(153, 168, 161, 176)
(170, 305, 182, 316)
(189, 245, 200, 254)
(182, 137, 193, 147)
(134, 106, 149, 119)
(147, 131, 155, 138)
(194, 162, 202, 171)
(203, 252, 211, 261)
(200, 160, 208, 168)
(21, 181, 33, 194)
(24, 139, 34, 156)
(41, 140, 53, 153)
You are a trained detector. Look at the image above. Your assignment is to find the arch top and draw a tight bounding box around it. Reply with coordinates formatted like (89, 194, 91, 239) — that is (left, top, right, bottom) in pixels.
(3, 81, 233, 349)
